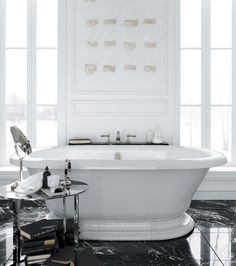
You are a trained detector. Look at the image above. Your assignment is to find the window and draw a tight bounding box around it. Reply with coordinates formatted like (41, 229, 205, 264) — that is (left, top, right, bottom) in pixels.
(0, 0, 58, 165)
(180, 0, 235, 164)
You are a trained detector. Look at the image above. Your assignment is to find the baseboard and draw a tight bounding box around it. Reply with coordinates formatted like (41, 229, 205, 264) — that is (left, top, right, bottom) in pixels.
(194, 190, 236, 200)
(194, 170, 236, 200)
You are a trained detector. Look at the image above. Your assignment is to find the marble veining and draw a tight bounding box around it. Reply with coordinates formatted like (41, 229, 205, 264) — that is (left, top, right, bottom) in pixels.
(187, 200, 236, 230)
(0, 200, 235, 265)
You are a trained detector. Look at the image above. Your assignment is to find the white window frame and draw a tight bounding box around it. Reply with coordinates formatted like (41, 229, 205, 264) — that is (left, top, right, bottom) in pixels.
(232, 0, 236, 163)
(0, 0, 64, 166)
(0, 0, 6, 165)
(179, 0, 236, 166)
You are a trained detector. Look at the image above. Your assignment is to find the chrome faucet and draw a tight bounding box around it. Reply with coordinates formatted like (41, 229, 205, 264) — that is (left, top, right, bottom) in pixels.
(116, 131, 121, 144)
(127, 134, 136, 144)
(101, 133, 111, 144)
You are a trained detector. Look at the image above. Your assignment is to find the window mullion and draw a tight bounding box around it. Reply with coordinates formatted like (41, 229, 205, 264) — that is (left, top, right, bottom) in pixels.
(0, 0, 6, 164)
(201, 0, 211, 148)
(57, 0, 67, 145)
(232, 0, 236, 163)
(27, 0, 36, 147)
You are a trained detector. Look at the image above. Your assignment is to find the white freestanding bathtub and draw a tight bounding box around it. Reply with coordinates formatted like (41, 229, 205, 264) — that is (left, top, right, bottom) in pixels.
(10, 145, 226, 240)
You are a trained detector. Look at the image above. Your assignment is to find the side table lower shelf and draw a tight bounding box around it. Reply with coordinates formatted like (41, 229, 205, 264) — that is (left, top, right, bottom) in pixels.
(0, 181, 88, 266)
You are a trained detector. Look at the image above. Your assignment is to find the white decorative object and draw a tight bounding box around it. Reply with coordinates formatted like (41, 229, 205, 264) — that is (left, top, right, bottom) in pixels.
(145, 42, 156, 48)
(104, 41, 116, 47)
(144, 65, 156, 72)
(47, 175, 61, 192)
(104, 19, 117, 25)
(85, 64, 97, 74)
(124, 19, 138, 27)
(124, 65, 136, 71)
(123, 42, 136, 51)
(87, 41, 97, 47)
(144, 18, 156, 24)
(85, 19, 98, 26)
(103, 65, 116, 73)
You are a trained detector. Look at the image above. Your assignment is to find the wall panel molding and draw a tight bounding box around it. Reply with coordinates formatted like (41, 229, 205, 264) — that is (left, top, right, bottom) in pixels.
(72, 89, 168, 95)
(72, 100, 168, 116)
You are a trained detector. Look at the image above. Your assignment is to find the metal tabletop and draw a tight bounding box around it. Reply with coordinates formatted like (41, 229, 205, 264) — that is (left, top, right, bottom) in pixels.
(0, 180, 88, 201)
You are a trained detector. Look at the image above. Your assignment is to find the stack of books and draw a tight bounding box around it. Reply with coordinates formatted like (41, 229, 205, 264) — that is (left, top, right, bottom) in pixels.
(20, 219, 59, 264)
(46, 246, 75, 265)
(68, 138, 92, 145)
(53, 219, 75, 247)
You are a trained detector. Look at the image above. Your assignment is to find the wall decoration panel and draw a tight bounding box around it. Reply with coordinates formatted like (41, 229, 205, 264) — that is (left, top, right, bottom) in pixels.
(75, 0, 167, 93)
(72, 100, 168, 116)
(66, 0, 174, 145)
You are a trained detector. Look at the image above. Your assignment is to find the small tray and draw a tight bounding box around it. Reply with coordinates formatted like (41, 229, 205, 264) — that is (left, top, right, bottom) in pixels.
(40, 188, 67, 197)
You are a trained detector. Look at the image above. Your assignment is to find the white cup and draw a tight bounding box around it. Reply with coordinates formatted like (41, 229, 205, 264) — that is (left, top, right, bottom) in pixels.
(47, 175, 60, 192)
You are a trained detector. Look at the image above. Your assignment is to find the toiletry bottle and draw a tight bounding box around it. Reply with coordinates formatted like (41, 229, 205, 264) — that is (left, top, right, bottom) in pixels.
(154, 124, 161, 139)
(152, 124, 163, 144)
(43, 166, 51, 188)
(146, 129, 154, 143)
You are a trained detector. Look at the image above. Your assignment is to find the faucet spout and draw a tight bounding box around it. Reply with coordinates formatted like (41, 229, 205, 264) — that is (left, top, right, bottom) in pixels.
(116, 131, 121, 144)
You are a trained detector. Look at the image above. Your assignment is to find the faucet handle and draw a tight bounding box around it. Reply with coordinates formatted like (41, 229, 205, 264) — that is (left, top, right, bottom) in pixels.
(127, 134, 136, 144)
(100, 134, 110, 144)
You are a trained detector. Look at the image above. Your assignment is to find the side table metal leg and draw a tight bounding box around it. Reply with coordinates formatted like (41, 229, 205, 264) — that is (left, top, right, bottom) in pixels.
(12, 199, 21, 265)
(63, 197, 67, 247)
(74, 194, 79, 265)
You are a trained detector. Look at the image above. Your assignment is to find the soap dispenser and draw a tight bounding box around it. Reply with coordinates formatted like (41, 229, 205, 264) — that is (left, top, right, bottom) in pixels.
(43, 166, 51, 188)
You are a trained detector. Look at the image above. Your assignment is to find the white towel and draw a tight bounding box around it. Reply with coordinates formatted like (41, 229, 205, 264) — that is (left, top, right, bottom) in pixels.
(15, 172, 43, 194)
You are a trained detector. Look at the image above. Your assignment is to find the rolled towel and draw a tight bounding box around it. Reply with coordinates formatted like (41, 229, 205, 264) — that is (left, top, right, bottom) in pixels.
(15, 172, 43, 194)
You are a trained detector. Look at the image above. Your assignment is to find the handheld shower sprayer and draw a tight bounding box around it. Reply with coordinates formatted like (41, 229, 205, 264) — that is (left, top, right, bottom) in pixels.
(63, 159, 72, 189)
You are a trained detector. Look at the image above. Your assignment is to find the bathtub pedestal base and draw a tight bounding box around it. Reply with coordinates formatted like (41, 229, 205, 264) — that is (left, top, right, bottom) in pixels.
(78, 212, 194, 241)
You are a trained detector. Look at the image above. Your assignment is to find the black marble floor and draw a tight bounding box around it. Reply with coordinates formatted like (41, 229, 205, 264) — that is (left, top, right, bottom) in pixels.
(0, 200, 235, 266)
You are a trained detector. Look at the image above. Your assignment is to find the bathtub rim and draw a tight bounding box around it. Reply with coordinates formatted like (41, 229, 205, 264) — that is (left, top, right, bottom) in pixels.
(9, 145, 227, 170)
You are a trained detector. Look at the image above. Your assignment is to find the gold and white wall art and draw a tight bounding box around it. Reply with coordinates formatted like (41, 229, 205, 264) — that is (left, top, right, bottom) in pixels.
(76, 0, 166, 91)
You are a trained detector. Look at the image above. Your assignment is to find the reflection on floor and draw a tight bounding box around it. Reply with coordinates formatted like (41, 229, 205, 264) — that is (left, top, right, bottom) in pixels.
(0, 200, 235, 266)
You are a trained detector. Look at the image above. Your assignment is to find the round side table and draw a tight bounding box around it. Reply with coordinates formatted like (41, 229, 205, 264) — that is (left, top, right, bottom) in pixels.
(0, 180, 88, 265)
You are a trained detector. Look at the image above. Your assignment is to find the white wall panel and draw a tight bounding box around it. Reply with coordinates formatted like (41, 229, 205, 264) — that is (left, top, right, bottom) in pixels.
(64, 0, 176, 144)
(72, 100, 168, 115)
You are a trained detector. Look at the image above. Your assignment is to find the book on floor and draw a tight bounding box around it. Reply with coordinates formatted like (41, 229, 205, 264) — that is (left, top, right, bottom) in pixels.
(46, 246, 101, 266)
(22, 234, 57, 247)
(20, 219, 57, 240)
(27, 252, 52, 261)
(49, 246, 74, 265)
(27, 258, 48, 265)
(21, 240, 58, 255)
